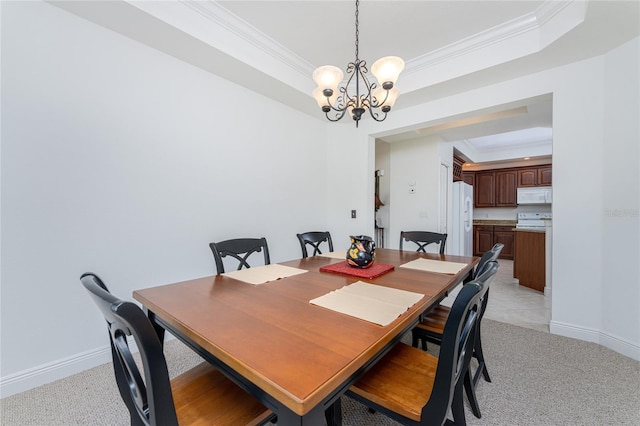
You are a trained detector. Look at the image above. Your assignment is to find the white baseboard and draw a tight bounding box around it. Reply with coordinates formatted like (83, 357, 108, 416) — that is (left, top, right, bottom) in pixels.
(1, 335, 170, 398)
(599, 331, 640, 361)
(0, 345, 112, 398)
(550, 320, 640, 361)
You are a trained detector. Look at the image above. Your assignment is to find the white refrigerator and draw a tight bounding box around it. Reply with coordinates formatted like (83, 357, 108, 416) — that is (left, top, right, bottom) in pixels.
(451, 181, 473, 256)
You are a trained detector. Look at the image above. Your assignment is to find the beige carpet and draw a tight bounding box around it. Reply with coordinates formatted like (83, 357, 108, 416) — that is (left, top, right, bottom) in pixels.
(1, 319, 639, 425)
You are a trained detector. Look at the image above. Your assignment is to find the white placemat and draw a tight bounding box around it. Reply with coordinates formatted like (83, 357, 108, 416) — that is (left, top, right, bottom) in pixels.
(310, 281, 424, 326)
(318, 250, 347, 259)
(399, 258, 468, 275)
(222, 264, 308, 285)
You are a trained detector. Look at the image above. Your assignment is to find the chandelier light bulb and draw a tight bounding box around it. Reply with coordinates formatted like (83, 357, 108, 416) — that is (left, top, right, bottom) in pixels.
(312, 87, 337, 110)
(312, 66, 344, 92)
(371, 56, 405, 87)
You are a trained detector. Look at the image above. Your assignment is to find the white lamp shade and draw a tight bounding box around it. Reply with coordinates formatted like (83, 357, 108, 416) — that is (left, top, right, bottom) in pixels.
(373, 86, 400, 108)
(312, 65, 344, 92)
(312, 87, 338, 108)
(371, 56, 405, 86)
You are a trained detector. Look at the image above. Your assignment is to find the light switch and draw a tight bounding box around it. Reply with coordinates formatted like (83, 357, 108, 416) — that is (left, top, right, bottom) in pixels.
(351, 210, 357, 218)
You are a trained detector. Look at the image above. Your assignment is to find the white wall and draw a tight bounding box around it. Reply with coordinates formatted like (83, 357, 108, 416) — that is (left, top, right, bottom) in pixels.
(326, 38, 640, 360)
(600, 37, 640, 352)
(1, 1, 328, 395)
(474, 205, 552, 221)
(374, 141, 390, 247)
(388, 136, 442, 250)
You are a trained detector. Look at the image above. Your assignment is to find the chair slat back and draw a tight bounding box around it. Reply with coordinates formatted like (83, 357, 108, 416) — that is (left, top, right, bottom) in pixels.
(81, 273, 178, 426)
(422, 279, 483, 421)
(473, 260, 499, 321)
(209, 237, 271, 274)
(399, 231, 447, 254)
(297, 231, 334, 258)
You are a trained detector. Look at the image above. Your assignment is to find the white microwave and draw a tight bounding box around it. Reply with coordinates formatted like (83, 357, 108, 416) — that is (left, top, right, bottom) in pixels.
(517, 187, 552, 205)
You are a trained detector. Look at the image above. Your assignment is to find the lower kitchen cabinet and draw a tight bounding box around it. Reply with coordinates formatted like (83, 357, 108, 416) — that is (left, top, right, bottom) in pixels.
(474, 225, 494, 255)
(493, 226, 514, 259)
(473, 225, 514, 260)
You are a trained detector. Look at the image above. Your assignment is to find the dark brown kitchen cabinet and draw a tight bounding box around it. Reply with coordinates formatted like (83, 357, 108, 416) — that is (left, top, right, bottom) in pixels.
(462, 172, 474, 186)
(473, 169, 517, 207)
(517, 165, 552, 187)
(474, 172, 495, 207)
(493, 226, 514, 259)
(473, 225, 494, 256)
(453, 155, 464, 182)
(473, 225, 514, 260)
(538, 165, 552, 186)
(495, 170, 517, 207)
(517, 168, 537, 187)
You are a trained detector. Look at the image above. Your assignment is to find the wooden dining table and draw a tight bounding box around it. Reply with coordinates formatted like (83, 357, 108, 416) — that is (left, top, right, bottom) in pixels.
(133, 248, 477, 426)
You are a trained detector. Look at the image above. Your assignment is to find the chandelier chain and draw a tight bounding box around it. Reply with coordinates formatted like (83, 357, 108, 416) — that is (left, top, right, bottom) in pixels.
(354, 0, 359, 61)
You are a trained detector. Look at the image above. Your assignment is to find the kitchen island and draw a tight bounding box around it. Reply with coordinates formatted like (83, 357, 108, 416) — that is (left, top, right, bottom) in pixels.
(513, 228, 546, 292)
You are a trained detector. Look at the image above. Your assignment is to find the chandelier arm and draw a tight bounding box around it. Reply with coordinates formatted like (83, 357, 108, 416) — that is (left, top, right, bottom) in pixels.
(368, 107, 388, 122)
(325, 109, 348, 122)
(324, 92, 348, 113)
(371, 87, 390, 108)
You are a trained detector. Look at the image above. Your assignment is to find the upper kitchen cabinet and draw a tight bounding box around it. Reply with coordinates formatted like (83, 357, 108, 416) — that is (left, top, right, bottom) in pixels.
(495, 169, 517, 206)
(453, 155, 464, 182)
(473, 169, 517, 207)
(473, 164, 551, 207)
(517, 165, 552, 187)
(538, 165, 552, 186)
(462, 172, 474, 186)
(474, 171, 495, 207)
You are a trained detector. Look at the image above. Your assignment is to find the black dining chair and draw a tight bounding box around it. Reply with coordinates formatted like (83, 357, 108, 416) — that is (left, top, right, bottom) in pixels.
(80, 273, 274, 426)
(209, 237, 271, 274)
(412, 260, 500, 419)
(399, 231, 447, 254)
(296, 231, 334, 258)
(474, 243, 504, 279)
(344, 279, 485, 426)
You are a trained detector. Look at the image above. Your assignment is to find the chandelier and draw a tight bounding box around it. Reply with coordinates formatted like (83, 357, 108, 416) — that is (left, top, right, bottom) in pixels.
(312, 0, 404, 127)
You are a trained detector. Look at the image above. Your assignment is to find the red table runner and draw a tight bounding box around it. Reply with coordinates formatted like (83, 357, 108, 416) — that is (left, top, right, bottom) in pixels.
(319, 261, 395, 279)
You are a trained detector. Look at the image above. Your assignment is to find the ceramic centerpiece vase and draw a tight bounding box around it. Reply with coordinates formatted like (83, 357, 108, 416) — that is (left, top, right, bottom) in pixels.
(346, 235, 376, 268)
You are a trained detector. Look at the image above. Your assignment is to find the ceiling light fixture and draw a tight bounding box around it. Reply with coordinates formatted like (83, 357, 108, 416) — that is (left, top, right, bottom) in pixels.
(312, 0, 404, 127)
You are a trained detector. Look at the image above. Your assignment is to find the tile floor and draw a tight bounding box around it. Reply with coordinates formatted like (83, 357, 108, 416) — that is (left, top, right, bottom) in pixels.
(442, 259, 552, 332)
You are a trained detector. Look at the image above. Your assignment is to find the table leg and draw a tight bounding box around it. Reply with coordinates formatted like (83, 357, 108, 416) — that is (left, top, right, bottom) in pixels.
(276, 405, 331, 426)
(324, 399, 342, 426)
(146, 311, 166, 348)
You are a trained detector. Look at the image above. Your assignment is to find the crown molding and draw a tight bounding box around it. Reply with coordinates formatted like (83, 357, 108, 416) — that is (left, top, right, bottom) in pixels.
(400, 0, 585, 93)
(180, 1, 315, 77)
(406, 1, 577, 74)
(126, 0, 315, 94)
(124, 0, 584, 97)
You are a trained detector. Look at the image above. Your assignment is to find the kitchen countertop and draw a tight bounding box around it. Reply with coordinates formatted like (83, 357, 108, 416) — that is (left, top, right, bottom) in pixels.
(472, 219, 517, 226)
(513, 228, 546, 233)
